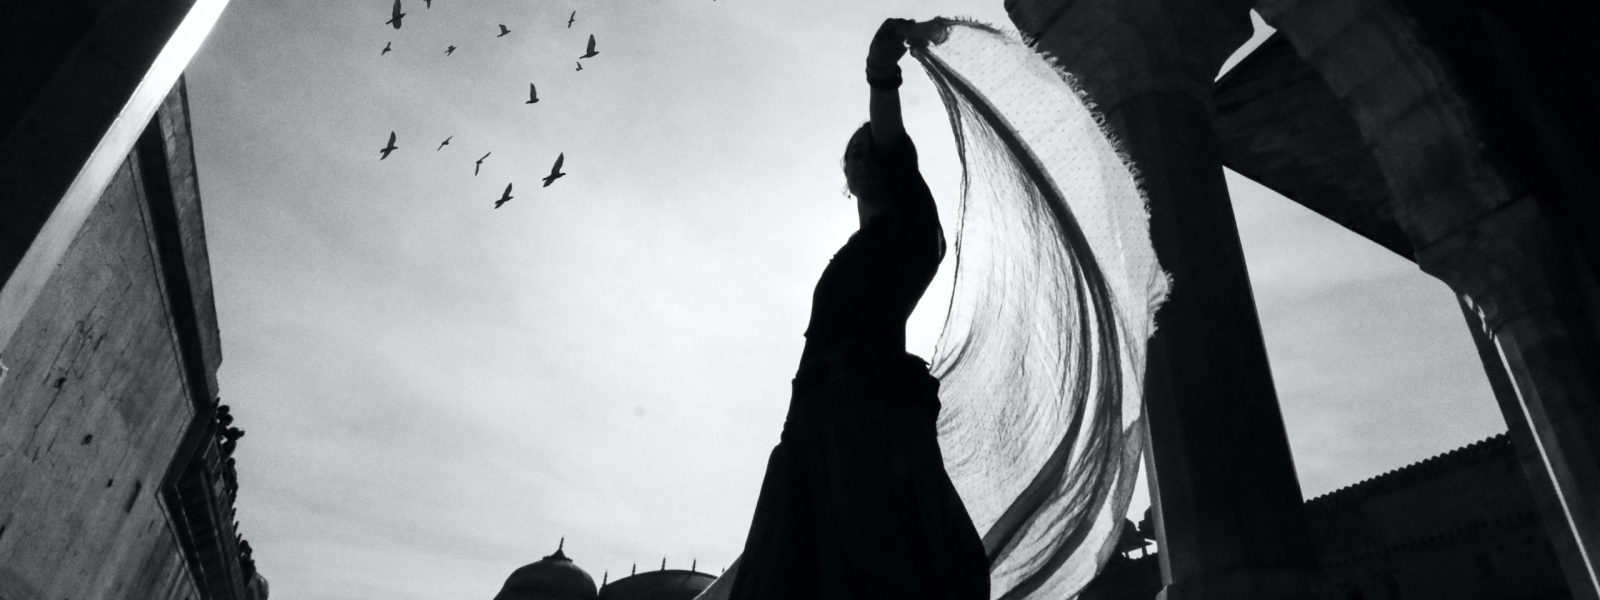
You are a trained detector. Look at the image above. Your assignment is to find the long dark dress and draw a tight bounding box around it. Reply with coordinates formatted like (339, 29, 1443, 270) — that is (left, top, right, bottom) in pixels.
(726, 125, 990, 600)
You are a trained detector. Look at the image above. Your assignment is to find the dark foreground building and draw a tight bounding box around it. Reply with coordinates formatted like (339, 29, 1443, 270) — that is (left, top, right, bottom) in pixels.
(1006, 0, 1600, 597)
(1, 2, 263, 598)
(1084, 433, 1571, 599)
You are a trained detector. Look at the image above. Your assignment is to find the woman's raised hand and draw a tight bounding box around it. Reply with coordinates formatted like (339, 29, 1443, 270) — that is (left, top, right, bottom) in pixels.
(867, 18, 915, 70)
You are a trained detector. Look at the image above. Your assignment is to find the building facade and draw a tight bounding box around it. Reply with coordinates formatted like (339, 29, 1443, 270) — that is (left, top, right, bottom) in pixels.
(0, 2, 261, 598)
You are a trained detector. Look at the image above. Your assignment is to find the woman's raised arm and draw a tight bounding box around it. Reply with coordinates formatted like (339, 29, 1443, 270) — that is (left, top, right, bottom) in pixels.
(866, 18, 913, 153)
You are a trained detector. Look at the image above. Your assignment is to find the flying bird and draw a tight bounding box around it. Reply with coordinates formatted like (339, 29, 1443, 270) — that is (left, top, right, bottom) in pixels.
(474, 152, 491, 176)
(567, 11, 576, 28)
(381, 41, 392, 55)
(497, 24, 511, 37)
(575, 61, 583, 71)
(445, 45, 457, 56)
(494, 183, 514, 209)
(526, 83, 539, 104)
(386, 0, 405, 29)
(379, 131, 398, 160)
(542, 153, 566, 187)
(580, 34, 599, 59)
(436, 136, 452, 151)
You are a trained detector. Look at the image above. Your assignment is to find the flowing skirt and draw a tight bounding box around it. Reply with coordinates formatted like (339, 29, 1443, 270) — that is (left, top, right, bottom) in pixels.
(727, 349, 989, 600)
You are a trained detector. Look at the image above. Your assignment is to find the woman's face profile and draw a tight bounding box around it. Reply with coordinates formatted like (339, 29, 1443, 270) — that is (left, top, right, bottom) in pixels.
(843, 124, 873, 198)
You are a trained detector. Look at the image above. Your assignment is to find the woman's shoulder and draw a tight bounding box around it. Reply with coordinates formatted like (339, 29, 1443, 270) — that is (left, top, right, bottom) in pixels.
(870, 130, 920, 169)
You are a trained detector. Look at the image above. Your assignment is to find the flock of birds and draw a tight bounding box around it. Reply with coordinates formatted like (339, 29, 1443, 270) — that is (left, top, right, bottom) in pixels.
(375, 0, 590, 209)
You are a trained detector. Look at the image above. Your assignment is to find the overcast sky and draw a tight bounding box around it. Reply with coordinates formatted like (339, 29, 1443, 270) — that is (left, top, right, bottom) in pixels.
(183, 2, 1505, 598)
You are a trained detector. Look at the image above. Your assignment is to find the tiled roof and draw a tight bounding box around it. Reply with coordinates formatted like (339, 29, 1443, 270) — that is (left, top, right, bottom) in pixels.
(1304, 432, 1511, 509)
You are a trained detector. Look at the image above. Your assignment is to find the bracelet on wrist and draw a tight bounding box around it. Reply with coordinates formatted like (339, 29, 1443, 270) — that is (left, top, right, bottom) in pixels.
(867, 74, 903, 90)
(866, 65, 903, 90)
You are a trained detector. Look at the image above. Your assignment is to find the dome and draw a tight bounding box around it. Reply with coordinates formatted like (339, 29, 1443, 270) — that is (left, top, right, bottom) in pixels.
(494, 541, 598, 600)
(597, 569, 715, 600)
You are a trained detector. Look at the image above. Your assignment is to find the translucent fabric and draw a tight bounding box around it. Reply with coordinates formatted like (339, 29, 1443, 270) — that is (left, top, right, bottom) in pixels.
(695, 19, 1166, 600)
(912, 20, 1167, 599)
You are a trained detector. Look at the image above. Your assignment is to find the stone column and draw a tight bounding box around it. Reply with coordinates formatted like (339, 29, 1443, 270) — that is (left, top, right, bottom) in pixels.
(1422, 199, 1600, 597)
(1459, 294, 1600, 600)
(1008, 1, 1316, 598)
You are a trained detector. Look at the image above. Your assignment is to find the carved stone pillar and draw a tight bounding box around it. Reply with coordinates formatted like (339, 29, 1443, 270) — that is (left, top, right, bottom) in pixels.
(1459, 293, 1600, 600)
(1420, 198, 1600, 598)
(1008, 1, 1316, 597)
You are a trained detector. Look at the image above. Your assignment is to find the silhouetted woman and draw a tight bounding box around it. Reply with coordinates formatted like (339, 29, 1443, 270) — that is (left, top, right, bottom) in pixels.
(726, 19, 989, 600)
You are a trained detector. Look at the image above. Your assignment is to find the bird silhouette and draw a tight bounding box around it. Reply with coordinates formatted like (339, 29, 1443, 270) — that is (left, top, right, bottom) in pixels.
(526, 83, 539, 104)
(575, 61, 583, 71)
(580, 34, 599, 58)
(494, 183, 514, 209)
(386, 0, 405, 29)
(437, 136, 452, 151)
(497, 24, 511, 37)
(542, 153, 566, 187)
(381, 41, 392, 55)
(445, 45, 457, 55)
(567, 11, 576, 28)
(474, 152, 491, 176)
(379, 131, 398, 160)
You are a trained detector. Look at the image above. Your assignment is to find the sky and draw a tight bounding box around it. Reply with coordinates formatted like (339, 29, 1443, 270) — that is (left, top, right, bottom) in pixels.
(182, 2, 1506, 598)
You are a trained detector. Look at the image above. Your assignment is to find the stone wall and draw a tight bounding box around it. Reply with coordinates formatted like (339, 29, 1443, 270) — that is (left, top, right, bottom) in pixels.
(0, 82, 224, 600)
(1082, 434, 1571, 599)
(1306, 434, 1569, 599)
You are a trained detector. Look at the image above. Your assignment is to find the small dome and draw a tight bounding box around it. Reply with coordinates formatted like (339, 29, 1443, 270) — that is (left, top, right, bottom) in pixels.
(495, 540, 598, 600)
(598, 569, 715, 600)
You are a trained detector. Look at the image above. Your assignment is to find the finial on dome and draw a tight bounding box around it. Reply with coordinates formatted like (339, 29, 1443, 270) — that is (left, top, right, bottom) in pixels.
(631, 562, 636, 576)
(692, 559, 697, 572)
(601, 571, 608, 588)
(544, 536, 569, 561)
(660, 557, 666, 571)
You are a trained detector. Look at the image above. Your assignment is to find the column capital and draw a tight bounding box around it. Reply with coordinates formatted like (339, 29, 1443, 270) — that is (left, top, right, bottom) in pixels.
(1008, 0, 1255, 110)
(1257, 0, 1524, 246)
(1416, 195, 1581, 334)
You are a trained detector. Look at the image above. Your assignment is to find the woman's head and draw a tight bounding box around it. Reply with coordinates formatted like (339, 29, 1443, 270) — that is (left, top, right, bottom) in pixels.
(843, 123, 883, 200)
(844, 123, 894, 224)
